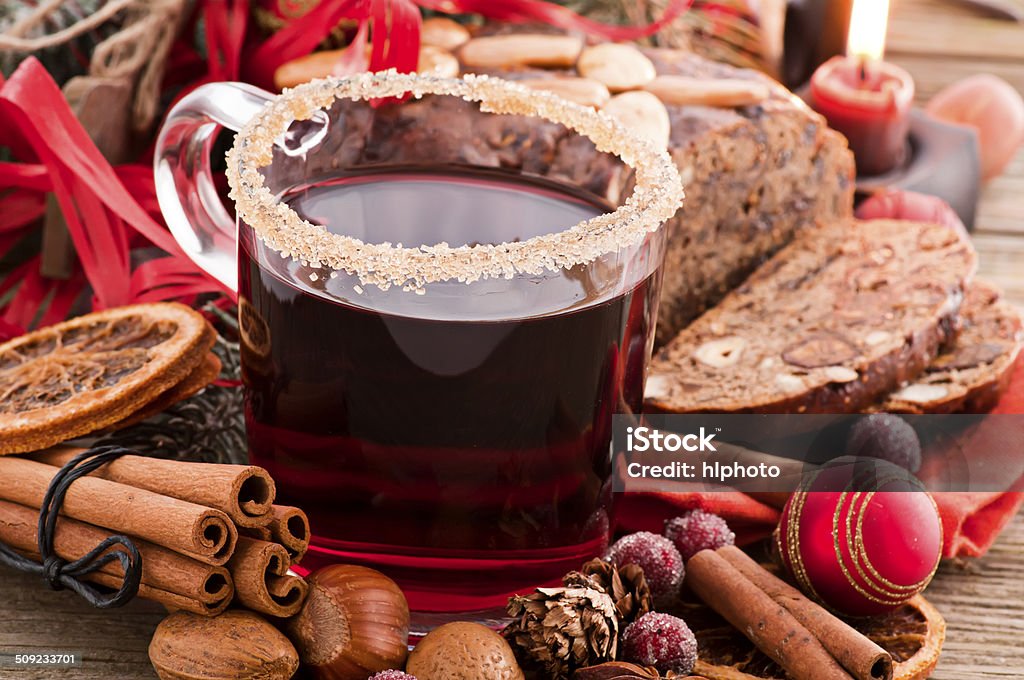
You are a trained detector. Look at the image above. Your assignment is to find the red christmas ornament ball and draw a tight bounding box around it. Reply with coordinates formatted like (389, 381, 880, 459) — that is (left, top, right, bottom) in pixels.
(776, 460, 943, 617)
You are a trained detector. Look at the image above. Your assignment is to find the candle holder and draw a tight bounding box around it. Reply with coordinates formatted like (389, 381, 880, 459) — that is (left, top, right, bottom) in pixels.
(855, 109, 981, 231)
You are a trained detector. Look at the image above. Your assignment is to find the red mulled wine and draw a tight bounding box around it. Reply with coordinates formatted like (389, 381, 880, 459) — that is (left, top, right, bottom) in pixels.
(239, 166, 661, 617)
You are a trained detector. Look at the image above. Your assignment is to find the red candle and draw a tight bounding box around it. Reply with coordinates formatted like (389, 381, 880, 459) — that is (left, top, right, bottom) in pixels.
(808, 0, 915, 176)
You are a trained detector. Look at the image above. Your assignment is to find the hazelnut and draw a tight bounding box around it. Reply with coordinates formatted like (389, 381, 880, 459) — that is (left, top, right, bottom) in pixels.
(890, 383, 949, 404)
(149, 610, 298, 680)
(693, 336, 746, 368)
(407, 622, 524, 680)
(775, 373, 805, 393)
(865, 331, 892, 347)
(823, 366, 859, 383)
(644, 374, 672, 400)
(284, 565, 410, 680)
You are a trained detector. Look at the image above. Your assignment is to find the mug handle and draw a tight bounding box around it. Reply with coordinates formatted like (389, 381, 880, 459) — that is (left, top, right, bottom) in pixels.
(154, 82, 278, 293)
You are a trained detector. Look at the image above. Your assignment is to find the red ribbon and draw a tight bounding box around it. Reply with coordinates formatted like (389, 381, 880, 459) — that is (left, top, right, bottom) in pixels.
(0, 58, 223, 335)
(244, 0, 692, 89)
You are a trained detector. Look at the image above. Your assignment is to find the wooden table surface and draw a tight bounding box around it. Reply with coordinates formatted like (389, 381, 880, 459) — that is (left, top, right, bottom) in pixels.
(1, 0, 1023, 678)
(888, 0, 1024, 311)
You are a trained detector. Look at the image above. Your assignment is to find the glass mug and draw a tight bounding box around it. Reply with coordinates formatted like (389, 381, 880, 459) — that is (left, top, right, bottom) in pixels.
(155, 72, 682, 626)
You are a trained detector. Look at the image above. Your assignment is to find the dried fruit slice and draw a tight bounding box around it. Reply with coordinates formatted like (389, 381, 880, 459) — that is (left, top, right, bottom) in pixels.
(106, 352, 223, 431)
(239, 298, 271, 359)
(0, 303, 214, 455)
(678, 594, 944, 680)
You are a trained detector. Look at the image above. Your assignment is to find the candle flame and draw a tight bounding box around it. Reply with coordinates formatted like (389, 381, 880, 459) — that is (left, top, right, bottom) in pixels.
(847, 0, 891, 62)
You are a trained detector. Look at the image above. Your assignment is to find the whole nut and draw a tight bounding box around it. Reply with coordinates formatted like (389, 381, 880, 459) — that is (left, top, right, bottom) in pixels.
(420, 16, 470, 51)
(823, 366, 859, 383)
(459, 34, 583, 69)
(644, 374, 672, 400)
(418, 45, 459, 78)
(643, 75, 770, 108)
(577, 43, 657, 92)
(407, 622, 524, 680)
(149, 610, 299, 680)
(775, 373, 805, 393)
(865, 330, 892, 346)
(602, 91, 671, 149)
(284, 565, 410, 680)
(519, 77, 611, 108)
(693, 336, 746, 368)
(890, 383, 949, 404)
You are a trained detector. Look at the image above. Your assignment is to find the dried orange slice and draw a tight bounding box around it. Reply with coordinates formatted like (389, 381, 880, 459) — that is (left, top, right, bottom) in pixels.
(239, 298, 270, 359)
(0, 303, 214, 455)
(106, 352, 223, 431)
(680, 594, 945, 680)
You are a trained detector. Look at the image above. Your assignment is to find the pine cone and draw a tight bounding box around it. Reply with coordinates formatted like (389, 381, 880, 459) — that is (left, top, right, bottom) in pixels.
(505, 572, 619, 678)
(581, 558, 653, 626)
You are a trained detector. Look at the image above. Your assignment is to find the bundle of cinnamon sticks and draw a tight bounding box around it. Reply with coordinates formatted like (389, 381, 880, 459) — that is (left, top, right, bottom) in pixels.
(0, 446, 311, 618)
(686, 545, 893, 680)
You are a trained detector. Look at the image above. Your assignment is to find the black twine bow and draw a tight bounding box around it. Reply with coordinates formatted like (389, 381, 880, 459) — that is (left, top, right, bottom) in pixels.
(0, 445, 143, 608)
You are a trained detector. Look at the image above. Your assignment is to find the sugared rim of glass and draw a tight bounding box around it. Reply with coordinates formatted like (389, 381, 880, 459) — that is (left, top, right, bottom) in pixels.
(226, 70, 684, 291)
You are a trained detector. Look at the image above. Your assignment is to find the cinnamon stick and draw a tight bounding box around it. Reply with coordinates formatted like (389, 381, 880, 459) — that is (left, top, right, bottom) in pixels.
(240, 506, 309, 563)
(15, 549, 229, 617)
(34, 446, 276, 528)
(267, 506, 310, 564)
(228, 537, 308, 618)
(88, 571, 231, 617)
(0, 500, 233, 616)
(241, 525, 273, 541)
(0, 457, 236, 565)
(717, 546, 893, 680)
(686, 550, 854, 680)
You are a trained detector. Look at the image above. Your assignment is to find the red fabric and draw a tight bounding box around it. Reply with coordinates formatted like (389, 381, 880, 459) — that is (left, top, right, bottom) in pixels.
(934, 490, 1023, 558)
(936, 356, 1024, 556)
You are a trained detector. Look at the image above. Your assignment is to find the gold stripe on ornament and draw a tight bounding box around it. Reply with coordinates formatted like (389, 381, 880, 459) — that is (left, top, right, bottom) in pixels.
(849, 471, 939, 594)
(834, 489, 908, 607)
(847, 491, 921, 603)
(853, 490, 939, 595)
(786, 483, 826, 605)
